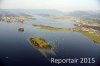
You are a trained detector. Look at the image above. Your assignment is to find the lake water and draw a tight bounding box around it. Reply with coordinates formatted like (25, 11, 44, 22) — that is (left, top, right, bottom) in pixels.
(27, 15, 75, 28)
(0, 17, 100, 66)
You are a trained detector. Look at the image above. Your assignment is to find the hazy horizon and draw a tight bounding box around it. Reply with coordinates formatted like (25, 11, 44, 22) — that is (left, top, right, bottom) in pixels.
(0, 0, 100, 12)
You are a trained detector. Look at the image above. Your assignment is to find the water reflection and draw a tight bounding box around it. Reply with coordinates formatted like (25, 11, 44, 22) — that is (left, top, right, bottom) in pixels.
(0, 59, 4, 66)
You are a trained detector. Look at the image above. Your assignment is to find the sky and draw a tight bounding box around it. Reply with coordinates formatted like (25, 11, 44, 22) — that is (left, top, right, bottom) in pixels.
(0, 0, 100, 12)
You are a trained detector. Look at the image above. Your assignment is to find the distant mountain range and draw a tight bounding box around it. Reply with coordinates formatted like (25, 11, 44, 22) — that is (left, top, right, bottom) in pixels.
(0, 9, 100, 19)
(66, 10, 100, 18)
(0, 9, 64, 17)
(66, 10, 100, 23)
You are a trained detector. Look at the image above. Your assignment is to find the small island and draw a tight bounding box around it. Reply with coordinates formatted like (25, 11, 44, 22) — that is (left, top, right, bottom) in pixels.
(29, 37, 52, 49)
(28, 37, 55, 58)
(18, 28, 24, 32)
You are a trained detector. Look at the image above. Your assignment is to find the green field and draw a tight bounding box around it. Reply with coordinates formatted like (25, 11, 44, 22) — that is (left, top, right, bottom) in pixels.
(81, 31, 100, 44)
(32, 24, 74, 32)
